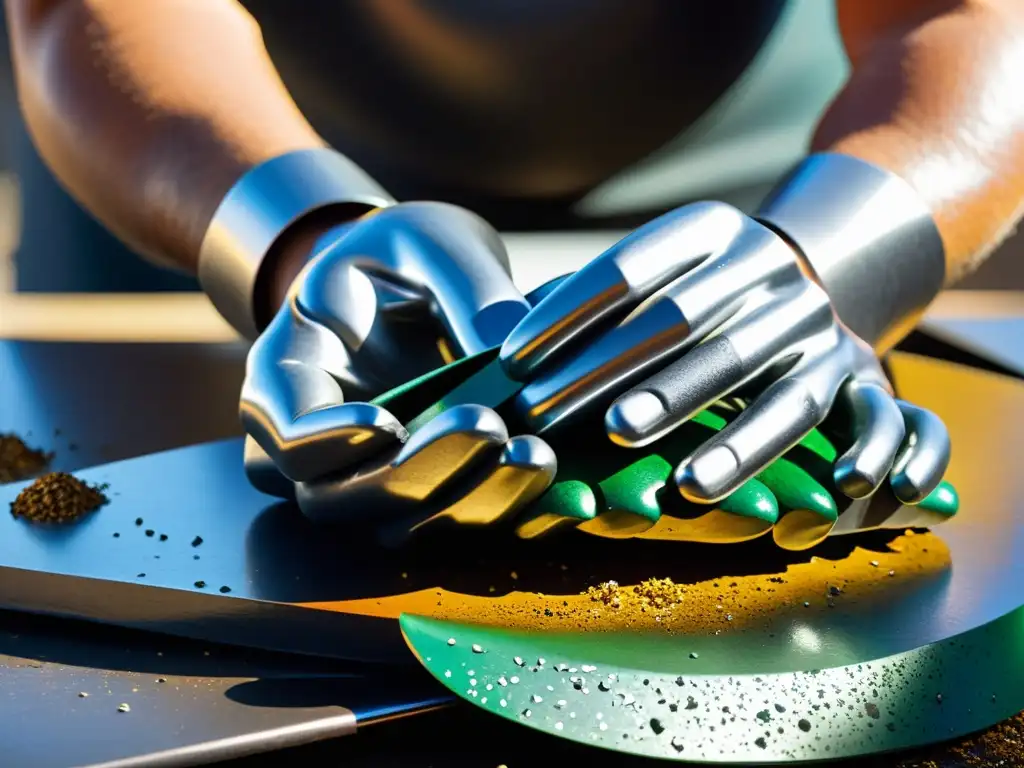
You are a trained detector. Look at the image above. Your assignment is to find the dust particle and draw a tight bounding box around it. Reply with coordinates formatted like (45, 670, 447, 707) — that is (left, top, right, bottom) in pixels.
(897, 710, 1024, 766)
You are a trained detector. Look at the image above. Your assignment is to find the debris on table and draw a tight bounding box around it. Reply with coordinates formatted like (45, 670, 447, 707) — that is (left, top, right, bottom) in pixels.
(899, 710, 1024, 766)
(10, 472, 109, 524)
(0, 434, 53, 484)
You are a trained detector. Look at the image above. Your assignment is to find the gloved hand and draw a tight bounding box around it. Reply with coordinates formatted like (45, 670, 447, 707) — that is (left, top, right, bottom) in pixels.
(239, 202, 558, 524)
(499, 199, 950, 508)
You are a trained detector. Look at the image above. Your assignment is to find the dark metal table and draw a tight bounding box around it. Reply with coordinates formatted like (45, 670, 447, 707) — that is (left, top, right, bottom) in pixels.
(1, 327, 1023, 767)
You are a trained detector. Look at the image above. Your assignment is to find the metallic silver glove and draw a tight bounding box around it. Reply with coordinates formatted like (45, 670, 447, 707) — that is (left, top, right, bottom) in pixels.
(239, 201, 557, 525)
(499, 153, 951, 507)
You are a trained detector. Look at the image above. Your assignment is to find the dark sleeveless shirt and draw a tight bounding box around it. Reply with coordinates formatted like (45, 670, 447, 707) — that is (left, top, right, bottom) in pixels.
(241, 0, 786, 225)
(8, 0, 789, 290)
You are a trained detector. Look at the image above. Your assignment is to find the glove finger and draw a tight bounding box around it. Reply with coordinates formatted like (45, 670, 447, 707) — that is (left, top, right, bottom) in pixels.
(404, 435, 558, 536)
(674, 355, 843, 503)
(500, 201, 749, 380)
(890, 400, 951, 504)
(604, 281, 832, 447)
(320, 202, 532, 355)
(240, 302, 406, 483)
(514, 218, 803, 434)
(830, 381, 906, 499)
(295, 404, 507, 524)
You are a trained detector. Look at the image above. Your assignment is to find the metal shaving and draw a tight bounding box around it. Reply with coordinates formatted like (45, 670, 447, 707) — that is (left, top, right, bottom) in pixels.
(10, 472, 108, 524)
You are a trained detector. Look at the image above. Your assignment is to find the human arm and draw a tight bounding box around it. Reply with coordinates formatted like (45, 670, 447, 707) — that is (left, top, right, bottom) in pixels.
(6, 0, 558, 524)
(3, 0, 359, 315)
(816, 0, 1024, 285)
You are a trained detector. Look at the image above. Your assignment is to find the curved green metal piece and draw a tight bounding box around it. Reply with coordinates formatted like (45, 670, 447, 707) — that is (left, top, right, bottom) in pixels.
(371, 348, 959, 547)
(400, 606, 1024, 763)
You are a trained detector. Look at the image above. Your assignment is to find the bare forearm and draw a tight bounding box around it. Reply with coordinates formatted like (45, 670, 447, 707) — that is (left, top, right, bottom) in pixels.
(5, 0, 325, 273)
(814, 0, 1024, 284)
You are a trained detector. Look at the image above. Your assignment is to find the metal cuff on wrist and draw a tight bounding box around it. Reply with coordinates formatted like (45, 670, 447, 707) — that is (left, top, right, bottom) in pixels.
(755, 153, 945, 351)
(198, 148, 395, 340)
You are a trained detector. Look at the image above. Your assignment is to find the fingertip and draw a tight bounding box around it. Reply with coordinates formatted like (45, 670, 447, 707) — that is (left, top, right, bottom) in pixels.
(605, 390, 669, 447)
(674, 445, 741, 504)
(833, 458, 884, 500)
(396, 403, 508, 462)
(890, 463, 944, 505)
(501, 434, 558, 479)
(891, 401, 951, 505)
(350, 402, 408, 437)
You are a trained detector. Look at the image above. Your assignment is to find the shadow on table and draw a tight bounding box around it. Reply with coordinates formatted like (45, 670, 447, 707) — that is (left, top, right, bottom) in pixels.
(243, 499, 919, 604)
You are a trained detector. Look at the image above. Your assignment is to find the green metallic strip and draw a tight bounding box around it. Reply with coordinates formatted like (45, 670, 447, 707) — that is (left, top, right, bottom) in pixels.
(405, 356, 522, 434)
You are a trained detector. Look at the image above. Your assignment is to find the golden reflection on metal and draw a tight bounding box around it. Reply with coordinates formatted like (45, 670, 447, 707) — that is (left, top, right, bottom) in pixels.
(504, 284, 624, 371)
(520, 324, 684, 422)
(436, 336, 456, 365)
(576, 510, 657, 539)
(384, 432, 496, 501)
(773, 510, 837, 551)
(638, 508, 775, 544)
(514, 512, 581, 540)
(411, 464, 549, 531)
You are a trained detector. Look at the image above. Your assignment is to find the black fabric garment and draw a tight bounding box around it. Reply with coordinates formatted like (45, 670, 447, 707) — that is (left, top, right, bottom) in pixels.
(243, 0, 787, 225)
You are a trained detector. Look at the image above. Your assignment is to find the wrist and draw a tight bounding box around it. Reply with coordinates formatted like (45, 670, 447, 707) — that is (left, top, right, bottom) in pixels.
(258, 207, 372, 320)
(754, 152, 945, 352)
(198, 148, 395, 340)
